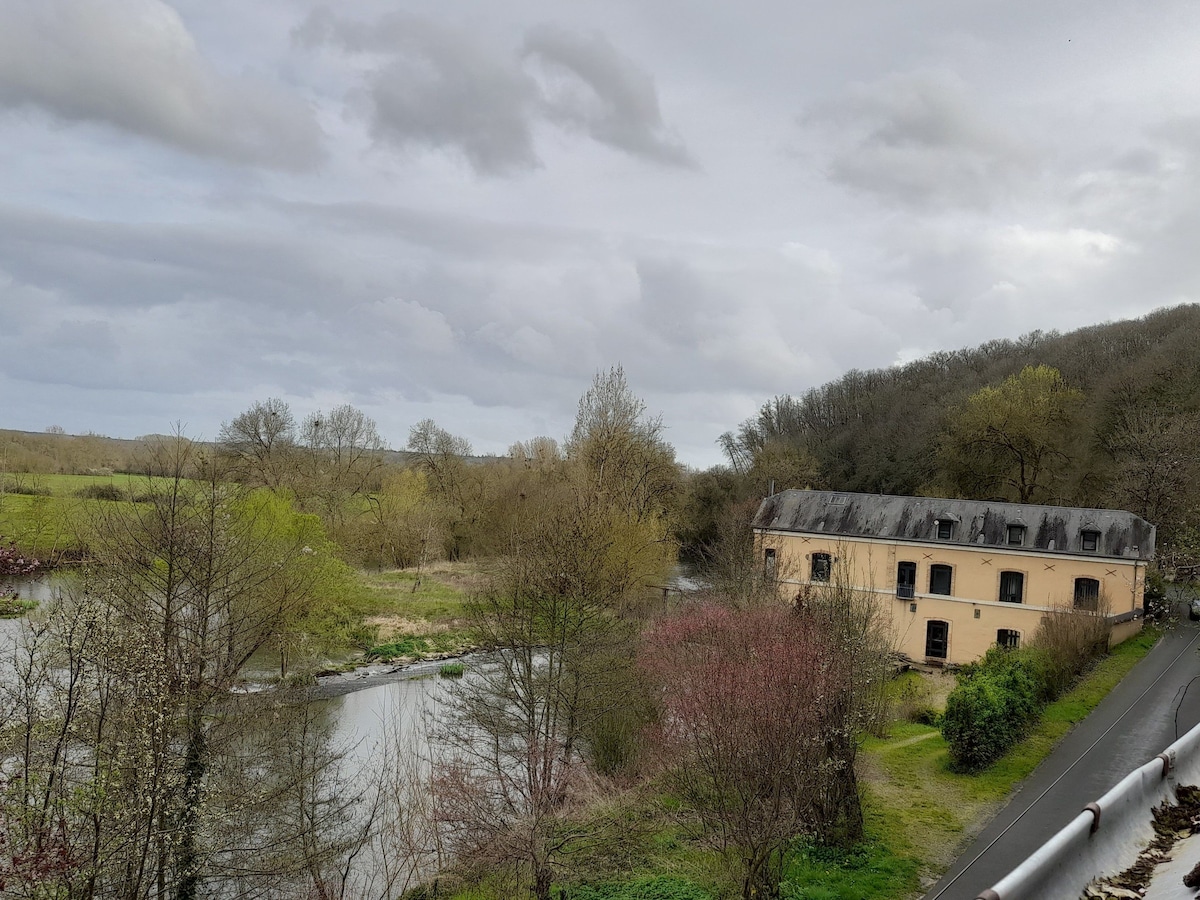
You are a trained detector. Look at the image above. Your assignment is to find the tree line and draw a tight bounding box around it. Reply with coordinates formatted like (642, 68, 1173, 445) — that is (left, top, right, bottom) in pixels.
(690, 303, 1200, 569)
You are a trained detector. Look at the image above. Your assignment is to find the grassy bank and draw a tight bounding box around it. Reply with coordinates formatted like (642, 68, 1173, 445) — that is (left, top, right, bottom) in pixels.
(1, 472, 478, 660)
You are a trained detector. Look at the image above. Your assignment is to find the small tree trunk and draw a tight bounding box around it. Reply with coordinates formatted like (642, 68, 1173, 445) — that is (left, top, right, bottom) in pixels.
(532, 861, 554, 900)
(176, 707, 207, 900)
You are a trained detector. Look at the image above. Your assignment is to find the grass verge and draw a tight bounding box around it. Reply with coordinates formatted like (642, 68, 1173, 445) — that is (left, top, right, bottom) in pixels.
(858, 625, 1161, 898)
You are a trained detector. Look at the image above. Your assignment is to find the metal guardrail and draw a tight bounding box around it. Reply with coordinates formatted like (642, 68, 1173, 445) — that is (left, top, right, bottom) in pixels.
(976, 717, 1200, 899)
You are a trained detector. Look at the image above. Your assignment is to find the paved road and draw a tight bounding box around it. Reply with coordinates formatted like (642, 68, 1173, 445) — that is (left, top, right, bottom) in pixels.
(924, 613, 1200, 900)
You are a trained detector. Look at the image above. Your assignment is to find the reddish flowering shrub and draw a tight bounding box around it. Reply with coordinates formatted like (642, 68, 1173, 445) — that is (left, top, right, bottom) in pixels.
(640, 602, 849, 899)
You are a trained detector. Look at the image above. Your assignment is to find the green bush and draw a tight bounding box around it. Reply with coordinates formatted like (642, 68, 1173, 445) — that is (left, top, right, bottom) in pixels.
(367, 635, 429, 660)
(941, 647, 1043, 771)
(564, 876, 713, 900)
(0, 479, 52, 496)
(439, 662, 465, 678)
(74, 483, 125, 501)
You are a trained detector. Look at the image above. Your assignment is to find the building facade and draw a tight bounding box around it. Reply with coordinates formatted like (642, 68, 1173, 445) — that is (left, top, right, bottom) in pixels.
(753, 490, 1156, 666)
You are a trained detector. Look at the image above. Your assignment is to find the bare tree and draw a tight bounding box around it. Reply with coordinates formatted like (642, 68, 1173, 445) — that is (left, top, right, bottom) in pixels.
(565, 365, 679, 523)
(298, 403, 388, 529)
(430, 494, 639, 900)
(407, 419, 480, 559)
(218, 397, 297, 490)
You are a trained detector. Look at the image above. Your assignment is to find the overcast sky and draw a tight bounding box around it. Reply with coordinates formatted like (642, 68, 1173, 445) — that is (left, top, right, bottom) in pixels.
(2, 0, 1199, 467)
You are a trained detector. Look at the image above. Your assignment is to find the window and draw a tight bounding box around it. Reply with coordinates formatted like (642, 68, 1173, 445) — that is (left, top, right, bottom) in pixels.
(1074, 577, 1100, 611)
(999, 571, 1024, 604)
(936, 520, 953, 540)
(997, 629, 1020, 649)
(925, 621, 949, 660)
(811, 552, 831, 583)
(929, 564, 953, 595)
(1006, 524, 1026, 546)
(896, 561, 917, 599)
(1081, 530, 1100, 552)
(763, 548, 776, 580)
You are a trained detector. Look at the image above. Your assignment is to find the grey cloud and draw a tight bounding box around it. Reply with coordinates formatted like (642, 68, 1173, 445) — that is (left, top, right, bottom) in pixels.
(523, 25, 694, 167)
(0, 0, 323, 169)
(298, 9, 540, 175)
(806, 70, 1028, 209)
(298, 10, 691, 174)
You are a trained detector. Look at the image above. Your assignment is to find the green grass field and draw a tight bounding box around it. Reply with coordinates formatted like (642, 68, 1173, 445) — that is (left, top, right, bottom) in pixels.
(0, 472, 180, 558)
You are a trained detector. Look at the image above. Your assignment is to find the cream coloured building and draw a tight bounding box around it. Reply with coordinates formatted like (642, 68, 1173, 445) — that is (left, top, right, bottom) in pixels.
(753, 490, 1156, 666)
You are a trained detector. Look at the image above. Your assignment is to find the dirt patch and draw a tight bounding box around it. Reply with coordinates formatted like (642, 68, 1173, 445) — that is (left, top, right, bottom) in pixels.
(365, 615, 454, 639)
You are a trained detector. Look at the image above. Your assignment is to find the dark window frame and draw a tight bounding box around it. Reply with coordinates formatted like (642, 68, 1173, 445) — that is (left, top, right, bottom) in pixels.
(810, 552, 832, 583)
(1074, 577, 1100, 611)
(1006, 524, 1026, 546)
(925, 620, 949, 659)
(764, 548, 776, 581)
(1081, 530, 1100, 552)
(929, 564, 953, 596)
(896, 561, 917, 599)
(936, 520, 953, 540)
(998, 570, 1024, 604)
(997, 629, 1021, 649)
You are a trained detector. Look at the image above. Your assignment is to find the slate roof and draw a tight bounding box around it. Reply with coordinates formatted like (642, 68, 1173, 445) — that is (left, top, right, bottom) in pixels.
(753, 490, 1155, 560)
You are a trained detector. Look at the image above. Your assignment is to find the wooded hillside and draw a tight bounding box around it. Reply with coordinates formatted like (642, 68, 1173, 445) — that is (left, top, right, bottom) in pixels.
(700, 304, 1200, 566)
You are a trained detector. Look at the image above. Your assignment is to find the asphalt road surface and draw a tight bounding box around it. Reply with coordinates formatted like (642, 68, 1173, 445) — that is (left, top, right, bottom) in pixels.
(924, 611, 1200, 900)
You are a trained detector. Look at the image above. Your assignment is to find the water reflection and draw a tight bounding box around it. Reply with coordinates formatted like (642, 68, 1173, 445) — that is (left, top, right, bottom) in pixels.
(4, 571, 70, 604)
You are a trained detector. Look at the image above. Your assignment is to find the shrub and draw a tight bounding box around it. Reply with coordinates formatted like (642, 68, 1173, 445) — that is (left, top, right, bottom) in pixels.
(941, 647, 1042, 772)
(0, 478, 51, 496)
(74, 483, 126, 501)
(941, 603, 1114, 772)
(367, 636, 429, 661)
(439, 662, 465, 678)
(1028, 604, 1111, 701)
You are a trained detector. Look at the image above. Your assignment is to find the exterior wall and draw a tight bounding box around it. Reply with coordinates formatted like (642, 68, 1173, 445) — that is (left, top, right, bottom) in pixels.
(1109, 617, 1144, 649)
(759, 530, 1146, 666)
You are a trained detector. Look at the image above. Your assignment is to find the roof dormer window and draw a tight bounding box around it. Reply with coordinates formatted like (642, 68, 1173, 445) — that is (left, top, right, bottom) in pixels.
(936, 520, 953, 540)
(1081, 530, 1100, 553)
(1006, 524, 1026, 546)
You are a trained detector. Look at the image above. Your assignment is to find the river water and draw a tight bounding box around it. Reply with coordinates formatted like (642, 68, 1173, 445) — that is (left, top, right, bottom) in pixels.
(1, 573, 454, 735)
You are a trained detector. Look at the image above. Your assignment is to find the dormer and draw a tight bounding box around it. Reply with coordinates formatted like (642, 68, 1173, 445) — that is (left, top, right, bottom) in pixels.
(934, 514, 960, 540)
(1006, 522, 1027, 546)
